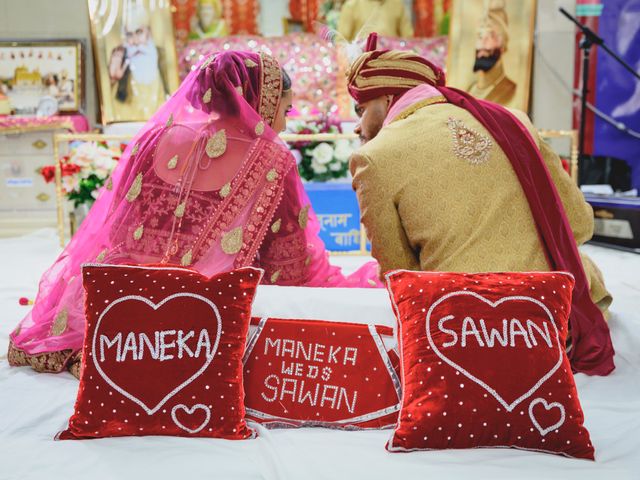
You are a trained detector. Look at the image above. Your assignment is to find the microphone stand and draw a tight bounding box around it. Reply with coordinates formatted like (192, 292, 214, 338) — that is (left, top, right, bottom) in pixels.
(558, 7, 640, 184)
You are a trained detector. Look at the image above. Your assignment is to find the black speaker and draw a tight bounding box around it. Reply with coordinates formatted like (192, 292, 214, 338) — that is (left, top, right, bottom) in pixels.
(579, 155, 632, 192)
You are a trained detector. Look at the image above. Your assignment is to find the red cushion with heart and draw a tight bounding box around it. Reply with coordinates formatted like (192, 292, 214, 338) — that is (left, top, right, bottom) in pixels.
(385, 270, 595, 460)
(57, 264, 263, 440)
(243, 317, 401, 428)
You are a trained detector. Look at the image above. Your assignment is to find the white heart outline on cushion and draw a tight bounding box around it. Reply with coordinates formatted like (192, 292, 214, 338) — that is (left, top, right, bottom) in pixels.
(91, 293, 222, 416)
(171, 403, 211, 434)
(425, 291, 563, 412)
(528, 397, 566, 436)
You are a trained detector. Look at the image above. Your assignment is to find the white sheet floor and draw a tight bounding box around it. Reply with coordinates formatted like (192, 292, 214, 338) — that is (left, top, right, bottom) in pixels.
(1, 229, 639, 480)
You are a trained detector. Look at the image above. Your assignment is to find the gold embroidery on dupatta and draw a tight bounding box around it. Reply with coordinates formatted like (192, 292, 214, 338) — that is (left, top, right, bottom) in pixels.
(271, 218, 282, 233)
(105, 177, 113, 190)
(221, 227, 243, 255)
(13, 325, 22, 336)
(181, 249, 193, 266)
(126, 173, 143, 202)
(298, 205, 310, 229)
(235, 86, 243, 96)
(174, 202, 186, 218)
(447, 117, 492, 166)
(270, 270, 281, 283)
(166, 114, 174, 128)
(206, 130, 227, 158)
(255, 121, 265, 136)
(131, 143, 140, 156)
(133, 224, 144, 240)
(7, 343, 73, 374)
(201, 55, 215, 70)
(367, 279, 377, 286)
(202, 88, 212, 104)
(220, 183, 231, 198)
(305, 255, 312, 266)
(244, 58, 258, 68)
(51, 309, 68, 336)
(167, 155, 178, 170)
(96, 248, 108, 262)
(266, 168, 278, 182)
(258, 53, 283, 126)
(68, 355, 81, 379)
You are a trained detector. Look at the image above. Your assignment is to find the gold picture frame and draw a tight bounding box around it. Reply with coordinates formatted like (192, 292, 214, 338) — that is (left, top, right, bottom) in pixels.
(446, 0, 537, 112)
(0, 40, 83, 113)
(539, 129, 579, 184)
(87, 0, 180, 124)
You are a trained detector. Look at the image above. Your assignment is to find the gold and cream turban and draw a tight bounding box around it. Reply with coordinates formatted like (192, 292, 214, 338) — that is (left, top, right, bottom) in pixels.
(479, 0, 509, 45)
(346, 34, 446, 103)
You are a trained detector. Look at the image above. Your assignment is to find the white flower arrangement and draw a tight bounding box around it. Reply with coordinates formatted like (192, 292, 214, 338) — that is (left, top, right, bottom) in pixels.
(40, 140, 123, 208)
(288, 118, 358, 182)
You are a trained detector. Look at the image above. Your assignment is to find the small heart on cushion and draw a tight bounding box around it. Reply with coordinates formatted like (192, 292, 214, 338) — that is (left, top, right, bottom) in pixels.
(529, 398, 565, 436)
(171, 404, 211, 434)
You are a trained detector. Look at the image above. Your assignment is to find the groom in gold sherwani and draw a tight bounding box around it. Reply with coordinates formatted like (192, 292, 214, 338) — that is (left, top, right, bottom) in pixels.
(347, 35, 615, 375)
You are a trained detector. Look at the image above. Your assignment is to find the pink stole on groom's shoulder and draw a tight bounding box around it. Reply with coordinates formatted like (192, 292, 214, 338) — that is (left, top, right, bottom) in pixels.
(384, 83, 443, 127)
(384, 84, 615, 376)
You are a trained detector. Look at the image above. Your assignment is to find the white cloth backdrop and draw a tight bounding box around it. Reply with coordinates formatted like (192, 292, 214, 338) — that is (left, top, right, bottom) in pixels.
(0, 229, 639, 480)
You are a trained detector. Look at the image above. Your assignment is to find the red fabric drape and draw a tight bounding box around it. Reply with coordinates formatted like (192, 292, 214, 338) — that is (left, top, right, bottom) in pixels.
(171, 0, 198, 52)
(413, 0, 451, 37)
(414, 0, 435, 37)
(222, 0, 260, 34)
(289, 0, 303, 21)
(289, 0, 320, 32)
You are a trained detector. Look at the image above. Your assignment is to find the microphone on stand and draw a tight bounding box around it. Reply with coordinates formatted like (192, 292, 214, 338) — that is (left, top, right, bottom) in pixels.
(558, 6, 640, 184)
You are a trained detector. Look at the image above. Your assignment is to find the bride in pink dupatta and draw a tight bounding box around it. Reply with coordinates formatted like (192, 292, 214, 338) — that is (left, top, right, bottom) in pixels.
(8, 51, 381, 376)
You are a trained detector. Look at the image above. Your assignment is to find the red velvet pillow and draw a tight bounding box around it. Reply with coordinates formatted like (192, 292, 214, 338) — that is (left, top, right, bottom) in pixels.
(243, 317, 401, 428)
(385, 270, 595, 459)
(58, 264, 262, 440)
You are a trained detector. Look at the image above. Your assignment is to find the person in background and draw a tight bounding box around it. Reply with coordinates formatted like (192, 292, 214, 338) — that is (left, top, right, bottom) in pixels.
(338, 0, 413, 41)
(189, 0, 229, 39)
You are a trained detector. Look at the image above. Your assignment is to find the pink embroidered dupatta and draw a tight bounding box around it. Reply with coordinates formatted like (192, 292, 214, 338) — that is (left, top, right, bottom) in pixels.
(8, 51, 380, 374)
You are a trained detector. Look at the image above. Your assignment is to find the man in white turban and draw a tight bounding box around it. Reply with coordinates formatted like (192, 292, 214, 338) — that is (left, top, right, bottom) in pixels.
(108, 3, 168, 121)
(467, 0, 516, 106)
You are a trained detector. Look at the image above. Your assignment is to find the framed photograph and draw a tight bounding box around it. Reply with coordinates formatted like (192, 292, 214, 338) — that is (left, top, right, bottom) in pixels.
(0, 40, 83, 113)
(446, 0, 536, 112)
(87, 0, 180, 124)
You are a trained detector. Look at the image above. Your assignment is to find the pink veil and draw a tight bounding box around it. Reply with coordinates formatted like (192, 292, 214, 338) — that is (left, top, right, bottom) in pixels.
(8, 51, 380, 374)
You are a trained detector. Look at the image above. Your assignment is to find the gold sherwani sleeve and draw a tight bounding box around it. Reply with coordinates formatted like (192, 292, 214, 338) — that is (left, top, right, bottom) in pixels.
(537, 136, 594, 245)
(509, 110, 594, 245)
(534, 132, 611, 313)
(512, 111, 610, 312)
(351, 152, 420, 277)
